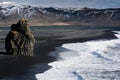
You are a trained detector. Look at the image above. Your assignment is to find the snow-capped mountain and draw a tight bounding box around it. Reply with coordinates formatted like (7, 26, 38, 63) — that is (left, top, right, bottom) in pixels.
(0, 2, 120, 26)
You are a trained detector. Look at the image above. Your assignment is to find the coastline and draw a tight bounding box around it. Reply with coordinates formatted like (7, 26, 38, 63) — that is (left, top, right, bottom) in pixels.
(0, 22, 120, 27)
(0, 28, 117, 79)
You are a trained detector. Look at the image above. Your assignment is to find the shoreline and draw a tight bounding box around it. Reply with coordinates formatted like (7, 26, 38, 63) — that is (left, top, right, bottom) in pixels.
(0, 28, 118, 80)
(0, 22, 120, 27)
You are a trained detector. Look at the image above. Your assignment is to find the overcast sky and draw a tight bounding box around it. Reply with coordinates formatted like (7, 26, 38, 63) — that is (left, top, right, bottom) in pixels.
(0, 0, 120, 8)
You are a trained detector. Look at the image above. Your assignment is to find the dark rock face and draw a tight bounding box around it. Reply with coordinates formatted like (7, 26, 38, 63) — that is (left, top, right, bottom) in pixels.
(5, 18, 35, 56)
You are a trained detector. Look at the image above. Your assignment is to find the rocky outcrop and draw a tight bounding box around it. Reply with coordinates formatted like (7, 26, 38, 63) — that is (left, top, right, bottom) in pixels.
(5, 18, 35, 56)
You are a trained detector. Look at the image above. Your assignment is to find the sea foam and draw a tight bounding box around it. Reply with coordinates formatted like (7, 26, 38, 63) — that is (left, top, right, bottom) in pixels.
(35, 31, 120, 80)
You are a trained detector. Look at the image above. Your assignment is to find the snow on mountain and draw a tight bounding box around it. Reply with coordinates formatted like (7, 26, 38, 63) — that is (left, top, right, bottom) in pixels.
(0, 2, 21, 16)
(0, 2, 120, 25)
(0, 1, 42, 17)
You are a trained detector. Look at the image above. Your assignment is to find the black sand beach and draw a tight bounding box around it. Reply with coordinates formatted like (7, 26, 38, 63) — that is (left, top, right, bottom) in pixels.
(0, 28, 118, 80)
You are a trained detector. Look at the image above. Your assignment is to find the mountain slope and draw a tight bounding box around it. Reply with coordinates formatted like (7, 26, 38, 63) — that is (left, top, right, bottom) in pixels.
(0, 2, 120, 26)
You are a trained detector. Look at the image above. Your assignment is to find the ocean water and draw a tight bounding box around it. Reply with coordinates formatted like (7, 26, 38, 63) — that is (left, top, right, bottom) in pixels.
(35, 31, 120, 80)
(1, 26, 120, 80)
(0, 26, 120, 30)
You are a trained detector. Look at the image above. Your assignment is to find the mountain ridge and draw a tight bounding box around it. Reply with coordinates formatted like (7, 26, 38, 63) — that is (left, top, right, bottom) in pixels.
(0, 2, 120, 26)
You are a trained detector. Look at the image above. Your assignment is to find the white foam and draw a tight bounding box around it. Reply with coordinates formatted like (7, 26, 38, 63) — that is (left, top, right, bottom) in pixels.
(36, 31, 120, 80)
(113, 31, 120, 38)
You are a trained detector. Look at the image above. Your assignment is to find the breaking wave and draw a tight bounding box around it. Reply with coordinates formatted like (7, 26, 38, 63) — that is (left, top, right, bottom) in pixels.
(35, 31, 120, 80)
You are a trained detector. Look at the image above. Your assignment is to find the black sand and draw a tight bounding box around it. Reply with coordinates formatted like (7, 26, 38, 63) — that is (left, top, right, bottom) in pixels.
(0, 28, 117, 80)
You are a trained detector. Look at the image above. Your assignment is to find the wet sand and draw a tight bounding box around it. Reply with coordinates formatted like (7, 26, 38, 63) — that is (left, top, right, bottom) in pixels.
(0, 29, 117, 80)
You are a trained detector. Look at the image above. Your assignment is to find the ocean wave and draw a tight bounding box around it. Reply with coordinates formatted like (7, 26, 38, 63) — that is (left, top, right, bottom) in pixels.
(35, 31, 120, 80)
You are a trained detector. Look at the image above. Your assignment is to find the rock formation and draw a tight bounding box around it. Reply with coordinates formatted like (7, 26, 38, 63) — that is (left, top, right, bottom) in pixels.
(5, 18, 35, 56)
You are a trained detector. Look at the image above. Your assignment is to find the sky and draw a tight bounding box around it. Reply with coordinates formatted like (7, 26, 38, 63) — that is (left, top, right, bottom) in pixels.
(0, 0, 120, 8)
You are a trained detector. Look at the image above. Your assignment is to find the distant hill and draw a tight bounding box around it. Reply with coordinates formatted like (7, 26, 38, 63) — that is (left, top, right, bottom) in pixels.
(0, 2, 120, 26)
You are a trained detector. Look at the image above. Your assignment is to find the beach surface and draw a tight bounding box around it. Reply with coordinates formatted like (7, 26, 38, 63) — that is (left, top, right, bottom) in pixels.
(0, 28, 117, 80)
